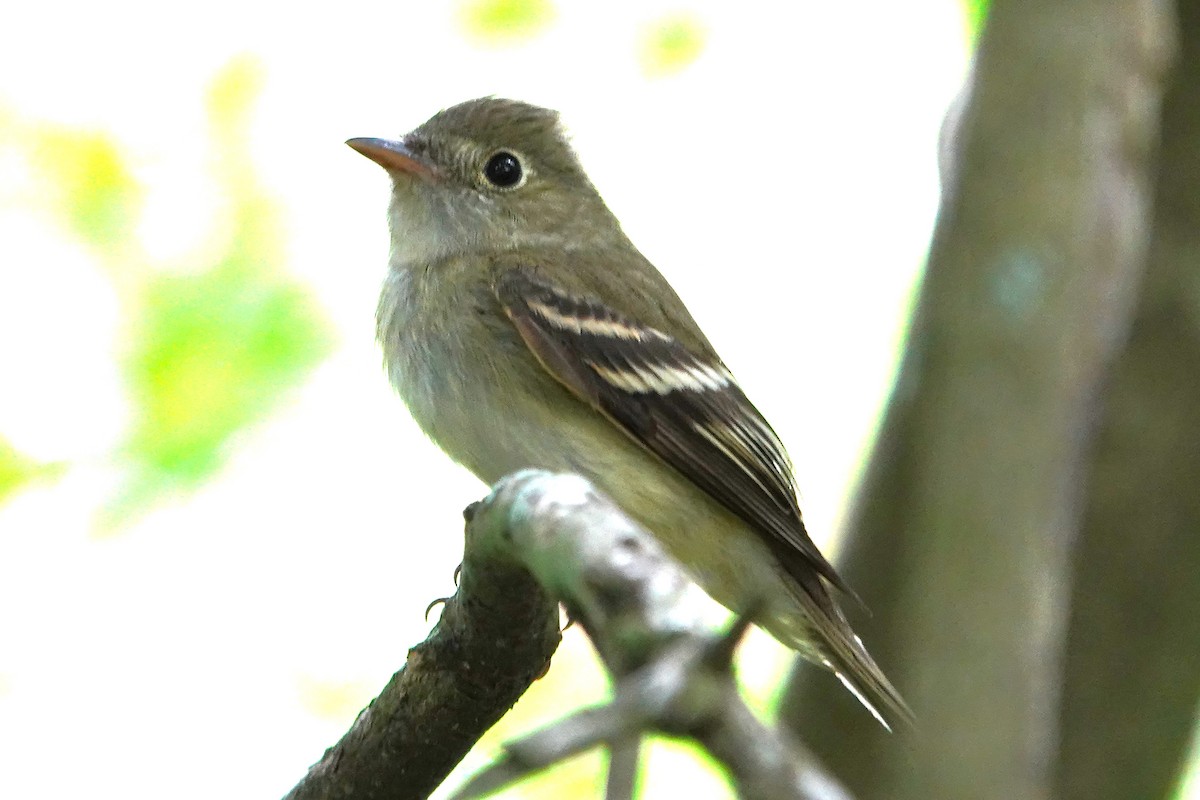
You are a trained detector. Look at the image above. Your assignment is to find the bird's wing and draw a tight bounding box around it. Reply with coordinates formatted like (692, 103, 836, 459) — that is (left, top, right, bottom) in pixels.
(494, 268, 853, 597)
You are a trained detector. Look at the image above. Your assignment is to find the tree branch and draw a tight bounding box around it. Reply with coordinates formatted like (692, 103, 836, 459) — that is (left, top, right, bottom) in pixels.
(1056, 1, 1200, 797)
(447, 470, 852, 800)
(781, 1, 1174, 798)
(283, 503, 562, 800)
(286, 470, 847, 800)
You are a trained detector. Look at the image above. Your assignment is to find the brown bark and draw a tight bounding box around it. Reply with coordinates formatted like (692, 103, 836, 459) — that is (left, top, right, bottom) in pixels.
(780, 1, 1174, 798)
(1056, 1, 1200, 797)
(283, 504, 561, 800)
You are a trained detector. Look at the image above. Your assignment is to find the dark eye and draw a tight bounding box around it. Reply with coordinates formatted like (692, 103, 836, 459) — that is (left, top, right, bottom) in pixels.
(483, 151, 523, 188)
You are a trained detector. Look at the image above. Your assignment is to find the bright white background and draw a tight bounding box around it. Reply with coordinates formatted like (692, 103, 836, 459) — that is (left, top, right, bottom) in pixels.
(0, 1, 995, 798)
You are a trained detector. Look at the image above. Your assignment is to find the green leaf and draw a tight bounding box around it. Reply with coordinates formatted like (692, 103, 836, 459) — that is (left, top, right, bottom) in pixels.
(123, 264, 330, 484)
(28, 129, 141, 251)
(458, 0, 556, 44)
(0, 438, 64, 505)
(639, 14, 707, 78)
(109, 56, 333, 522)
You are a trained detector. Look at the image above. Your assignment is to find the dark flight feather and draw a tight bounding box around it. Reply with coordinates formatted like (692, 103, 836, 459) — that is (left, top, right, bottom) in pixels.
(494, 269, 854, 597)
(495, 268, 913, 728)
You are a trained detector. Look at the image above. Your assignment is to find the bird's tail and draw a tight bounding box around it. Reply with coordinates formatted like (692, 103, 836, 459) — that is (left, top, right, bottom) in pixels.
(769, 576, 914, 731)
(818, 621, 913, 731)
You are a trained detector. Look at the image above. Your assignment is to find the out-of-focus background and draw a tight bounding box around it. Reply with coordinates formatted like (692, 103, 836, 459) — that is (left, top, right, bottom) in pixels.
(1, 1, 1193, 798)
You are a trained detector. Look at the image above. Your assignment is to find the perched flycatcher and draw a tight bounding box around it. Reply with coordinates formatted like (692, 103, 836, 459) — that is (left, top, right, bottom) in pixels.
(348, 97, 911, 728)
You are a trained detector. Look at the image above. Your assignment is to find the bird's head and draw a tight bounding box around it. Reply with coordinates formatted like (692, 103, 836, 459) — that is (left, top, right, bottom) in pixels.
(349, 97, 622, 266)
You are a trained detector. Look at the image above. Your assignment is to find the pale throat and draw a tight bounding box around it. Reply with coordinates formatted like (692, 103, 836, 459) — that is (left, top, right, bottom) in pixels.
(387, 183, 628, 268)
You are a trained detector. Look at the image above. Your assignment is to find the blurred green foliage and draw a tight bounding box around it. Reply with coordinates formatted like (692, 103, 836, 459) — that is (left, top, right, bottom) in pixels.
(124, 264, 328, 485)
(639, 14, 707, 78)
(0, 438, 63, 505)
(114, 57, 332, 518)
(13, 55, 332, 524)
(458, 0, 556, 45)
(1180, 753, 1200, 800)
(29, 130, 142, 252)
(962, 0, 989, 40)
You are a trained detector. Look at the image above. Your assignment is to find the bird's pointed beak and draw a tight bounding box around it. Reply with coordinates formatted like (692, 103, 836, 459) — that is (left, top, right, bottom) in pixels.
(346, 137, 439, 180)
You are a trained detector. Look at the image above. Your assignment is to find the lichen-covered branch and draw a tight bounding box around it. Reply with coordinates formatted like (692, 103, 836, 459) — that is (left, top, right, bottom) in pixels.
(452, 470, 852, 800)
(285, 470, 847, 800)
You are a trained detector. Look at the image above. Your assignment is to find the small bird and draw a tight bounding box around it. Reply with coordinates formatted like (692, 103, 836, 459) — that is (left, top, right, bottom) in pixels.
(348, 97, 911, 728)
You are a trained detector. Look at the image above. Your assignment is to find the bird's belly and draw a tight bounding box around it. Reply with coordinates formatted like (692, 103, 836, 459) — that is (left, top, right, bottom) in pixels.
(380, 277, 801, 630)
(399, 342, 791, 618)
